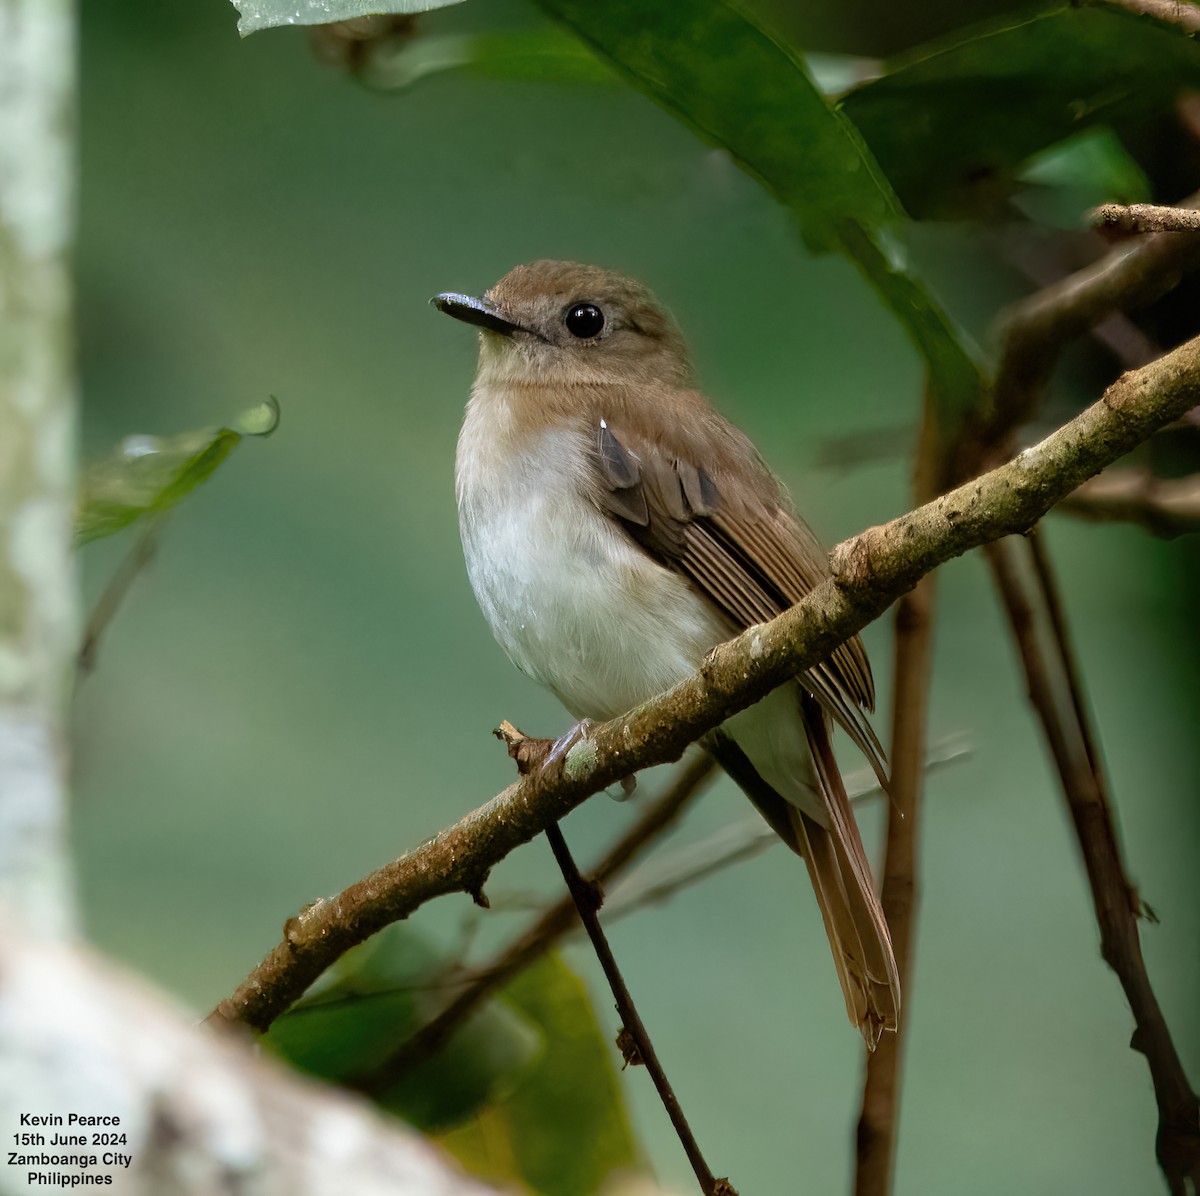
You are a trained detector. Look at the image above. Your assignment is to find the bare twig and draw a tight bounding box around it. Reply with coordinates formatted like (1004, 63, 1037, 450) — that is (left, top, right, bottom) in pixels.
(373, 744, 964, 1080)
(983, 192, 1200, 462)
(855, 397, 944, 1196)
(855, 577, 937, 1196)
(985, 535, 1200, 1194)
(209, 334, 1200, 1037)
(77, 515, 162, 676)
(363, 755, 717, 1079)
(1092, 203, 1200, 236)
(1059, 468, 1200, 537)
(545, 821, 736, 1196)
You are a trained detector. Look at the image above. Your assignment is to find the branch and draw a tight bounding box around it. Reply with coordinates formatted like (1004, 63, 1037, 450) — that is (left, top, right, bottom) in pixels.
(359, 755, 716, 1084)
(986, 535, 1200, 1194)
(985, 196, 1200, 458)
(1092, 203, 1200, 236)
(544, 823, 736, 1196)
(211, 332, 1200, 1035)
(373, 748, 961, 1092)
(855, 397, 943, 1196)
(1058, 468, 1200, 537)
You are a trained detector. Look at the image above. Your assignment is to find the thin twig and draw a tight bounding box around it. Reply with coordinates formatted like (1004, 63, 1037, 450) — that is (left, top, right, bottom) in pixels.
(363, 755, 717, 1080)
(373, 745, 965, 1080)
(1092, 203, 1200, 236)
(985, 535, 1200, 1194)
(545, 821, 736, 1196)
(209, 335, 1200, 1037)
(854, 391, 944, 1196)
(77, 516, 162, 676)
(1058, 468, 1200, 537)
(981, 192, 1200, 466)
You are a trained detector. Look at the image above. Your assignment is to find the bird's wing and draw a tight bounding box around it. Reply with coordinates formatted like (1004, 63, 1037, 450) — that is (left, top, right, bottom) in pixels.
(591, 415, 899, 1044)
(590, 417, 886, 785)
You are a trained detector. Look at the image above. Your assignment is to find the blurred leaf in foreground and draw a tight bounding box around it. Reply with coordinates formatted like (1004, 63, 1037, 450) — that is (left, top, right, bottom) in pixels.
(76, 398, 279, 546)
(231, 0, 465, 37)
(264, 922, 542, 1131)
(841, 3, 1200, 219)
(440, 952, 641, 1196)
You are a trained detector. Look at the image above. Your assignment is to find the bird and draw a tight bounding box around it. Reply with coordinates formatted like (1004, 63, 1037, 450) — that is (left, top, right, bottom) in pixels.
(433, 260, 899, 1047)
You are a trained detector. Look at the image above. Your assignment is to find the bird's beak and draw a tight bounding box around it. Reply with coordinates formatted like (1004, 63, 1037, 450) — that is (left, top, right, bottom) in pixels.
(432, 292, 525, 337)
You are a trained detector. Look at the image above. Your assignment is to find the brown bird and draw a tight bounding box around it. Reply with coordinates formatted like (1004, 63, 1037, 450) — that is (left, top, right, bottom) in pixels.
(435, 260, 899, 1046)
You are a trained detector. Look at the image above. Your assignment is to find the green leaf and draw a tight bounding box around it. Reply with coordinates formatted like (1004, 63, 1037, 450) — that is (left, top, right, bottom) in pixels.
(231, 0, 466, 37)
(76, 398, 279, 546)
(356, 29, 616, 90)
(264, 924, 542, 1132)
(537, 0, 899, 240)
(440, 953, 641, 1196)
(530, 0, 984, 429)
(1015, 127, 1151, 229)
(841, 3, 1200, 219)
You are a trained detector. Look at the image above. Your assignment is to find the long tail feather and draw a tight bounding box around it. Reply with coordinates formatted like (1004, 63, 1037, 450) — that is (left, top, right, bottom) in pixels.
(705, 722, 900, 1047)
(798, 697, 900, 1047)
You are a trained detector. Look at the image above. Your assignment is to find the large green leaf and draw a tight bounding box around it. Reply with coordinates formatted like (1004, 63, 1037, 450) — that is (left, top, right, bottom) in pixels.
(264, 924, 542, 1131)
(232, 0, 466, 37)
(441, 953, 641, 1196)
(76, 398, 279, 546)
(529, 0, 984, 429)
(841, 3, 1200, 219)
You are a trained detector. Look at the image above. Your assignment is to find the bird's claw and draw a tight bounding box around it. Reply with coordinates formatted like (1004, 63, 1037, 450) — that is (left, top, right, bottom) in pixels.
(544, 718, 596, 772)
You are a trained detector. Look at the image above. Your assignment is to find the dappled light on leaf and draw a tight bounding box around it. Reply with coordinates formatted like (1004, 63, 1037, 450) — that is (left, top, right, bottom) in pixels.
(231, 0, 466, 37)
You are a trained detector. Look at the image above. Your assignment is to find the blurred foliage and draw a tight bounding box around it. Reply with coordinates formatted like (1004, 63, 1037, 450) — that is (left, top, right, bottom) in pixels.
(439, 954, 641, 1195)
(840, 4, 1200, 220)
(77, 398, 279, 545)
(266, 925, 638, 1192)
(265, 923, 540, 1129)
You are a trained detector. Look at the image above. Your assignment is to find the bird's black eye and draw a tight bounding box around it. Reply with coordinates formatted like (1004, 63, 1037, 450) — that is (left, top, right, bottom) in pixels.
(564, 302, 605, 339)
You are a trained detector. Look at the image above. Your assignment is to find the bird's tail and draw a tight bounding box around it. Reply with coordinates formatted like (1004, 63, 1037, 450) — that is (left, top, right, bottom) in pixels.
(705, 702, 900, 1048)
(795, 700, 899, 1048)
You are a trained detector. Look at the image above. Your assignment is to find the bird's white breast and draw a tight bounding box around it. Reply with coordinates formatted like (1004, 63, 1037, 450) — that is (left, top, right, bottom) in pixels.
(455, 395, 724, 722)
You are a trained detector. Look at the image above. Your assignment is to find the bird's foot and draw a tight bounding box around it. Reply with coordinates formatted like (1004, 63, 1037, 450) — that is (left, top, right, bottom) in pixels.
(494, 718, 633, 794)
(494, 717, 597, 778)
(543, 718, 597, 773)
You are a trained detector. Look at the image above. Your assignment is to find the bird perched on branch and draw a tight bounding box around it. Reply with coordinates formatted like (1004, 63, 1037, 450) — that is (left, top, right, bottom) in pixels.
(434, 260, 899, 1046)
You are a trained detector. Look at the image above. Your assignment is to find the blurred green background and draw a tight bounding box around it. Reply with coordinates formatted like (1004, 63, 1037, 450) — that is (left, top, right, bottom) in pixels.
(74, 1, 1198, 1193)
